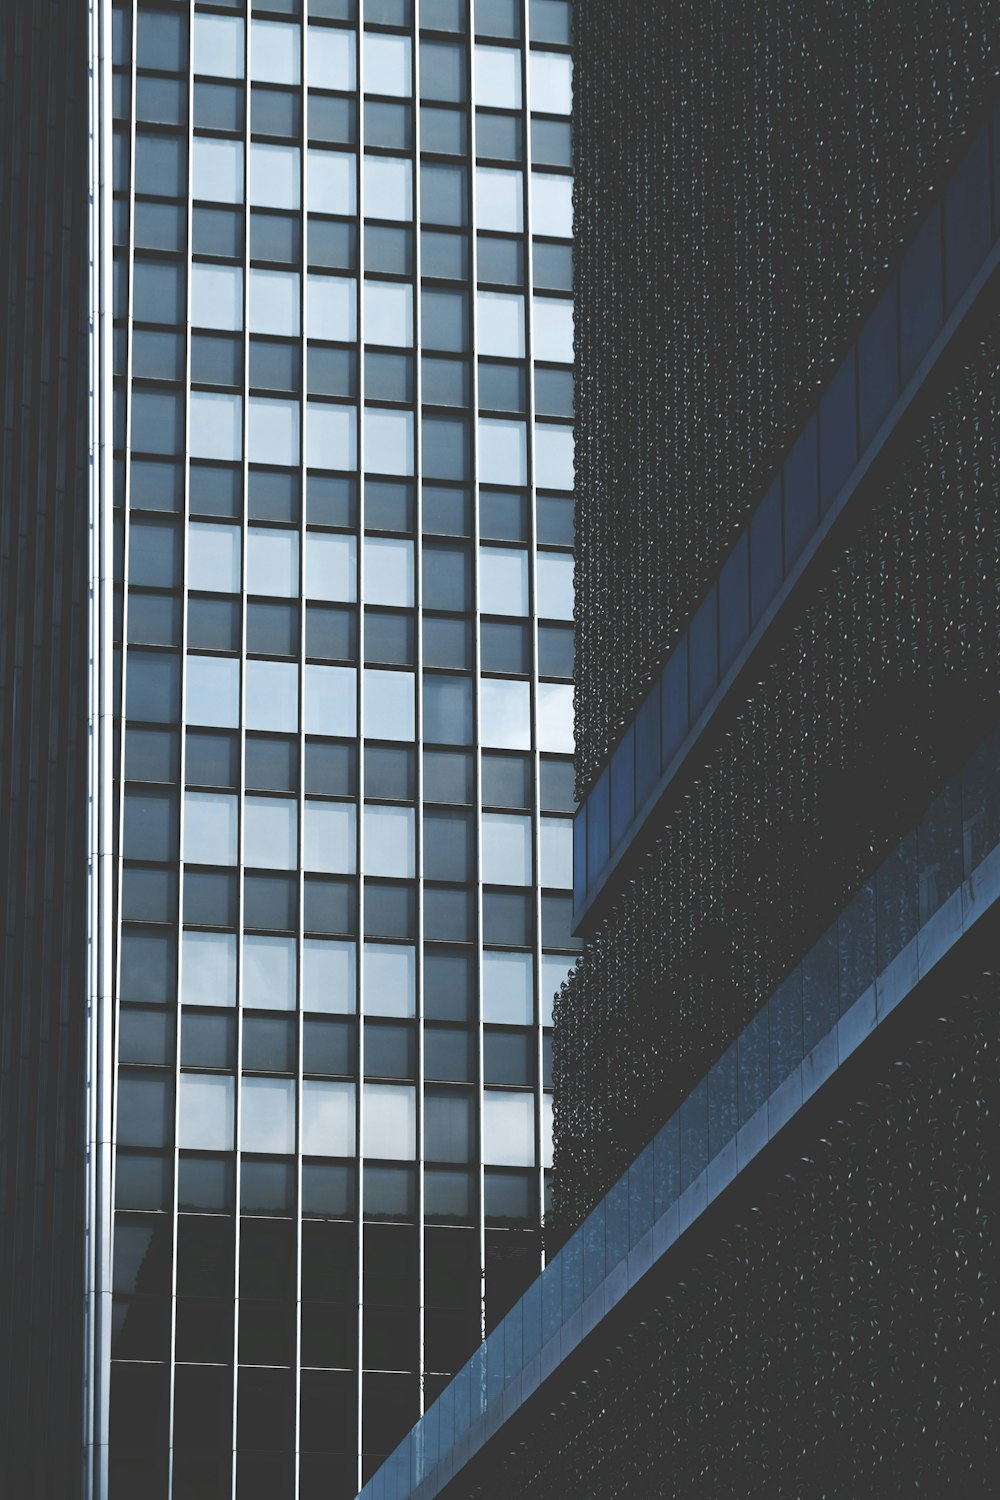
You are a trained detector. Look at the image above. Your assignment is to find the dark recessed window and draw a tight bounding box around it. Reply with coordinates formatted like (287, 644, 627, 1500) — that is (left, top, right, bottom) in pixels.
(421, 106, 468, 158)
(309, 217, 358, 272)
(183, 869, 238, 927)
(365, 609, 415, 666)
(181, 1011, 236, 1070)
(249, 468, 300, 523)
(482, 752, 531, 809)
(250, 339, 301, 394)
(365, 744, 415, 800)
(424, 948, 475, 1022)
(421, 229, 468, 282)
(308, 474, 358, 528)
(365, 101, 413, 151)
(191, 333, 242, 388)
(190, 462, 242, 519)
(482, 889, 532, 946)
(531, 117, 571, 168)
(423, 615, 472, 669)
(308, 346, 358, 399)
(246, 735, 299, 793)
(187, 595, 241, 653)
(186, 730, 239, 789)
(423, 749, 472, 804)
(303, 1018, 357, 1078)
(537, 622, 573, 678)
(536, 492, 573, 546)
(476, 111, 522, 162)
(243, 1016, 297, 1073)
(479, 487, 528, 541)
(310, 94, 357, 148)
(477, 235, 524, 287)
(192, 206, 244, 259)
(364, 1021, 416, 1080)
(306, 603, 357, 662)
(251, 87, 301, 139)
(478, 360, 525, 413)
(535, 366, 573, 418)
(127, 592, 182, 648)
(365, 351, 414, 403)
(539, 755, 575, 812)
(422, 356, 469, 408)
(533, 240, 572, 292)
(481, 619, 530, 674)
(250, 212, 301, 265)
(365, 224, 413, 276)
(194, 82, 243, 133)
(305, 740, 357, 796)
(423, 809, 473, 882)
(422, 483, 471, 536)
(366, 478, 414, 531)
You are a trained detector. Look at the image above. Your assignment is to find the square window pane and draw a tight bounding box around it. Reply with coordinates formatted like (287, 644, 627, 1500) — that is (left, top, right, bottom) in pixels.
(247, 527, 299, 597)
(483, 949, 532, 1024)
(307, 531, 357, 602)
(474, 44, 521, 108)
(536, 681, 572, 753)
(480, 545, 528, 615)
(363, 1083, 416, 1159)
(534, 422, 573, 490)
(365, 156, 412, 221)
(363, 668, 414, 740)
(365, 281, 413, 347)
(251, 20, 301, 85)
(480, 677, 530, 749)
(310, 148, 358, 215)
(244, 933, 297, 1009)
(182, 929, 238, 1006)
(193, 265, 244, 333)
(420, 39, 467, 103)
(246, 659, 299, 731)
(478, 417, 526, 484)
(178, 1074, 235, 1150)
(530, 295, 569, 363)
(477, 290, 524, 357)
(249, 397, 300, 466)
(195, 14, 245, 79)
(251, 142, 301, 210)
(308, 402, 358, 470)
(365, 33, 412, 97)
(483, 1091, 534, 1165)
(309, 24, 356, 90)
(364, 537, 414, 606)
(250, 269, 301, 336)
(364, 408, 414, 477)
(193, 137, 244, 205)
(304, 938, 357, 1014)
(539, 816, 571, 888)
(304, 800, 357, 874)
(531, 171, 572, 238)
(244, 796, 298, 869)
(187, 656, 241, 728)
(482, 812, 532, 885)
(190, 392, 243, 462)
(308, 273, 357, 341)
(363, 943, 416, 1017)
(305, 664, 358, 736)
(535, 549, 573, 619)
(529, 50, 571, 114)
(184, 789, 238, 865)
(364, 806, 415, 879)
(303, 1079, 356, 1156)
(475, 166, 523, 232)
(241, 1076, 296, 1153)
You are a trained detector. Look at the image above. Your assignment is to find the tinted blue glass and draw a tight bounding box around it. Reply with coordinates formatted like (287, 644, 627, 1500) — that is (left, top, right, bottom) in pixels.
(634, 680, 661, 809)
(782, 414, 818, 571)
(609, 725, 635, 850)
(857, 283, 899, 448)
(917, 779, 963, 924)
(541, 1256, 561, 1345)
(688, 584, 718, 719)
(573, 806, 587, 909)
(737, 1004, 769, 1125)
(582, 1203, 605, 1295)
(653, 1113, 680, 1216)
(521, 1276, 542, 1363)
(561, 1231, 582, 1317)
(944, 124, 991, 312)
(801, 926, 839, 1054)
(962, 725, 1000, 871)
(768, 971, 803, 1088)
(838, 881, 876, 1012)
(718, 532, 749, 676)
(660, 641, 689, 765)
(819, 351, 857, 512)
(749, 476, 782, 626)
(875, 829, 918, 969)
(452, 1361, 471, 1435)
(126, 651, 180, 723)
(423, 1397, 440, 1468)
(899, 203, 944, 381)
(605, 1177, 628, 1272)
(439, 1380, 455, 1451)
(486, 1325, 504, 1405)
(503, 1302, 521, 1383)
(679, 1080, 708, 1190)
(585, 767, 609, 888)
(708, 1041, 738, 1156)
(628, 1141, 654, 1244)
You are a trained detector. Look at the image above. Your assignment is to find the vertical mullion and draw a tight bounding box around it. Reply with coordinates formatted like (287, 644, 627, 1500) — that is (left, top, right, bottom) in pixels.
(294, 14, 308, 1500)
(165, 4, 198, 1494)
(231, 9, 253, 1495)
(413, 0, 427, 1428)
(521, 0, 547, 1276)
(85, 0, 117, 1489)
(355, 14, 366, 1491)
(467, 0, 488, 1351)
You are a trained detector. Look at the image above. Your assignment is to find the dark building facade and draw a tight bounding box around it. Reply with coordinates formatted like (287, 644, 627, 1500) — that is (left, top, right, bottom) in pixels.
(0, 2, 91, 1496)
(356, 2, 1000, 1496)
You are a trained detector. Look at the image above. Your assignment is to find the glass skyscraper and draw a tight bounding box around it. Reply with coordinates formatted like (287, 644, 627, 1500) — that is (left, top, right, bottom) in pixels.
(92, 0, 575, 1495)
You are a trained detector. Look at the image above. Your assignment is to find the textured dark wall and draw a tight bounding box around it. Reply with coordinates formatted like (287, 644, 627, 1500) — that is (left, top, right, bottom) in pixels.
(465, 979, 999, 1498)
(573, 0, 998, 794)
(0, 1, 90, 1494)
(555, 311, 1000, 1230)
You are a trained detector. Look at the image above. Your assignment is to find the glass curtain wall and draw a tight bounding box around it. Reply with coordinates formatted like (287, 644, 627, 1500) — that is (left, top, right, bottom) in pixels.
(106, 0, 575, 1495)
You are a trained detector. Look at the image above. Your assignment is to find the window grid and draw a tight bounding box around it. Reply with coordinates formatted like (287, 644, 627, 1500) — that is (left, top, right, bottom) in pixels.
(108, 2, 574, 1494)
